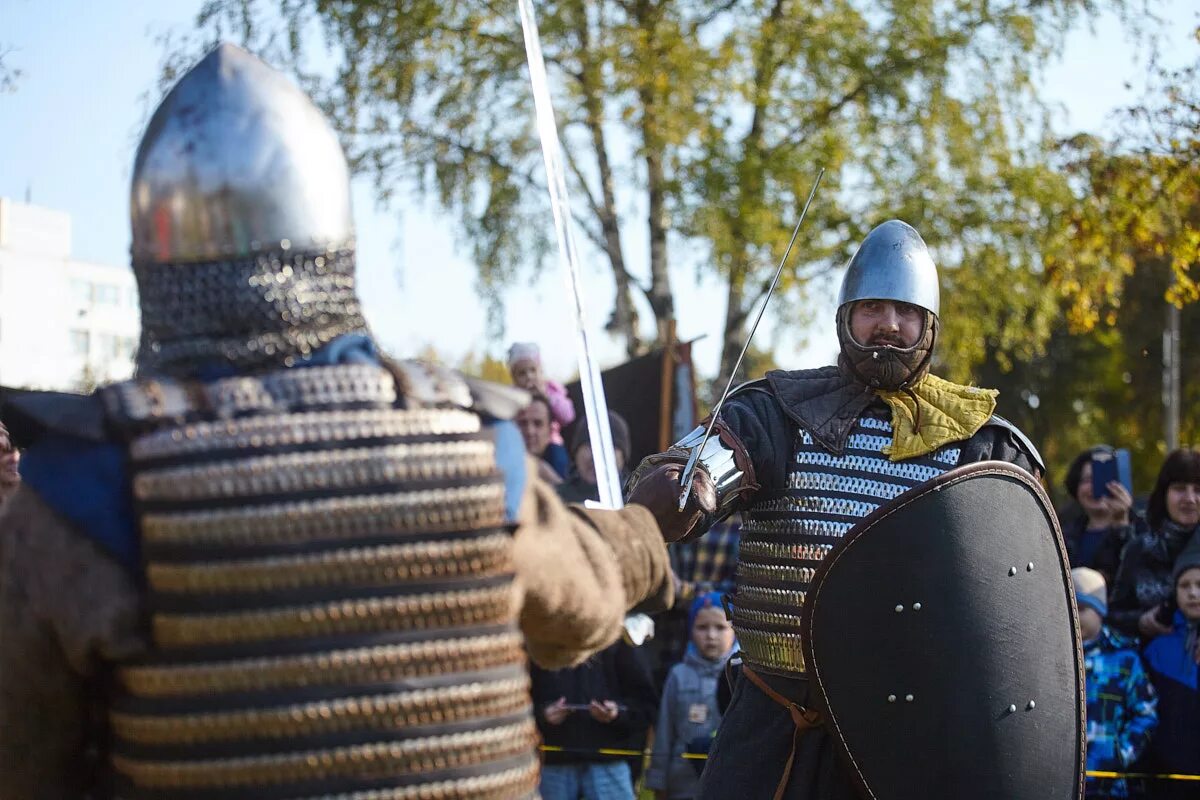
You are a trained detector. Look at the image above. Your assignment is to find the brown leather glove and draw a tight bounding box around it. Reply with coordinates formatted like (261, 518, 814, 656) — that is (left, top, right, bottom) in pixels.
(626, 460, 717, 543)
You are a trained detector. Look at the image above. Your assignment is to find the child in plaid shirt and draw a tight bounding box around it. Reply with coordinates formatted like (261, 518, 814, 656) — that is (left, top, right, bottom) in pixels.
(1074, 568, 1158, 799)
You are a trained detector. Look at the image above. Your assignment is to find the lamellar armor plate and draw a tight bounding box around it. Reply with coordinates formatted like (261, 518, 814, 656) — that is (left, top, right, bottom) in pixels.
(801, 461, 1085, 800)
(100, 363, 539, 800)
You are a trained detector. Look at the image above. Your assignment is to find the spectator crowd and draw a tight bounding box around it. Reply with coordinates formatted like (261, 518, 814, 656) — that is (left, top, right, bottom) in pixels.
(0, 338, 1194, 800)
(502, 341, 1200, 800)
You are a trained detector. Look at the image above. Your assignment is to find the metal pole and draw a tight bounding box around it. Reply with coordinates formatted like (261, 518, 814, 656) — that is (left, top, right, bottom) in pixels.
(1164, 300, 1181, 451)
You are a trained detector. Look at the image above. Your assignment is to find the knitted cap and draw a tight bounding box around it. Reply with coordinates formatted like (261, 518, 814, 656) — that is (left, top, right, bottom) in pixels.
(1071, 567, 1107, 618)
(688, 591, 726, 633)
(506, 342, 540, 367)
(1172, 534, 1200, 585)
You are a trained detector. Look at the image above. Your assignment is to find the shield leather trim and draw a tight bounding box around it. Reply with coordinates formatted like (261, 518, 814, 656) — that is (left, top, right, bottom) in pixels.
(801, 461, 1085, 800)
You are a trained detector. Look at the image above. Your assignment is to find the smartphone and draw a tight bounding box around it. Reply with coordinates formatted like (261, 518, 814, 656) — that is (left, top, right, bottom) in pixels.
(559, 703, 627, 712)
(1091, 451, 1118, 499)
(1116, 449, 1133, 495)
(1091, 448, 1132, 499)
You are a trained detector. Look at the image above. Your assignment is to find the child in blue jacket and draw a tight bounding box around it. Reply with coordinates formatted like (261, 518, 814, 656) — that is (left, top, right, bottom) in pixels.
(646, 592, 736, 800)
(1074, 568, 1158, 799)
(1143, 541, 1200, 800)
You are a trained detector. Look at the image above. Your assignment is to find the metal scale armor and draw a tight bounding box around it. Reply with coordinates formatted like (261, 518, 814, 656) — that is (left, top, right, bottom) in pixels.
(103, 43, 539, 800)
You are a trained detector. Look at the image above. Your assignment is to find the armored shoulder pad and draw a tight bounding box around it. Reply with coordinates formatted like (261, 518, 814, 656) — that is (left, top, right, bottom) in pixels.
(101, 364, 399, 436)
(461, 376, 531, 421)
(2, 390, 109, 447)
(389, 359, 530, 420)
(984, 414, 1045, 475)
(726, 377, 774, 403)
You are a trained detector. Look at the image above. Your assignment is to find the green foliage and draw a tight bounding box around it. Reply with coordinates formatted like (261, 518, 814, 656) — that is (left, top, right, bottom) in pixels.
(164, 2, 1200, 505)
(983, 30, 1200, 503)
(1048, 31, 1200, 331)
(982, 260, 1199, 505)
(182, 0, 1130, 384)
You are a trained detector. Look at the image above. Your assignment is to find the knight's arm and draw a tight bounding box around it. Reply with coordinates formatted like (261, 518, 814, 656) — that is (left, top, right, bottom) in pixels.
(512, 456, 673, 669)
(627, 390, 779, 543)
(0, 488, 145, 800)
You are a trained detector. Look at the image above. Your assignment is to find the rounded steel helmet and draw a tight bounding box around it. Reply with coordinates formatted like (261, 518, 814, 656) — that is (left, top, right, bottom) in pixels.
(131, 43, 354, 264)
(835, 220, 940, 390)
(129, 43, 368, 376)
(837, 220, 939, 316)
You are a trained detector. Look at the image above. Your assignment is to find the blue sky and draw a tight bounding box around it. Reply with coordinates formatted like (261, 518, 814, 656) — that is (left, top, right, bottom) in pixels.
(1, 0, 1197, 380)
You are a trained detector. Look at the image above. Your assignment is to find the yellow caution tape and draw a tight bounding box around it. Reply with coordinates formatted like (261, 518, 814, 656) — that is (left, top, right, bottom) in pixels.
(537, 746, 1200, 780)
(1086, 770, 1200, 782)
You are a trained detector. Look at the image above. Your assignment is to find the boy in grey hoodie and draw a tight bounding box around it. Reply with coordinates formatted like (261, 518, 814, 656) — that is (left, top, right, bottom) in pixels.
(647, 592, 737, 800)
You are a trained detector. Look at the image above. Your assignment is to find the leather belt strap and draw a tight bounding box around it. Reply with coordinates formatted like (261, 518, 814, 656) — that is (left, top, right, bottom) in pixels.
(743, 664, 823, 800)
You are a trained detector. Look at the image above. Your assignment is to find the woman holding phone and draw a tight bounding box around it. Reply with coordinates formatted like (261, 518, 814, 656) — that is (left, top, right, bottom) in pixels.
(1109, 448, 1200, 640)
(1062, 445, 1135, 582)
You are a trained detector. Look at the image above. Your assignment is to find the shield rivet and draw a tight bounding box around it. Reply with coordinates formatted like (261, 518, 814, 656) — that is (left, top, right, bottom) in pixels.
(912, 602, 922, 611)
(905, 694, 914, 703)
(1008, 567, 1017, 576)
(1027, 562, 1034, 571)
(888, 695, 897, 703)
(1027, 701, 1036, 710)
(894, 604, 904, 613)
(1007, 704, 1017, 713)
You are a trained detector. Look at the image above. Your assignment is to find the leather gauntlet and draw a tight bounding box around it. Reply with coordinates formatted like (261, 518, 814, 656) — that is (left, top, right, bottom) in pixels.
(626, 418, 757, 542)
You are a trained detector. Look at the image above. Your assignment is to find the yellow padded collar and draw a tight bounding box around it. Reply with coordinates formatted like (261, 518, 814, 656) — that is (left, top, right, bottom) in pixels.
(876, 374, 998, 461)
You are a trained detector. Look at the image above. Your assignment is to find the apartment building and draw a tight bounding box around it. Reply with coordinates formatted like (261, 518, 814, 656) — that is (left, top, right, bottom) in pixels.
(0, 197, 138, 391)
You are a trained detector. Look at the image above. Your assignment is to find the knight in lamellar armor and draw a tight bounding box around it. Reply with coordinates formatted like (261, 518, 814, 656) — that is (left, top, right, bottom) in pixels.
(629, 221, 1085, 799)
(0, 44, 672, 800)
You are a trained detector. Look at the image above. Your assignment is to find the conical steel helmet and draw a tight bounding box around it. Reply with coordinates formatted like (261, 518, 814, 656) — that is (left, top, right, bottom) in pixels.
(128, 43, 368, 377)
(837, 220, 939, 317)
(130, 42, 354, 264)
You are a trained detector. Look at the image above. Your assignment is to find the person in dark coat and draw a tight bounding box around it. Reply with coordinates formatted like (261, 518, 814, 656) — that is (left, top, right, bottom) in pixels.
(1109, 449, 1200, 640)
(556, 411, 632, 506)
(1061, 446, 1135, 583)
(1142, 538, 1200, 799)
(531, 639, 660, 800)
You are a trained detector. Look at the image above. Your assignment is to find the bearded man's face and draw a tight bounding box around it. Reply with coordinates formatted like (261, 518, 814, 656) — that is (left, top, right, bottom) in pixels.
(848, 300, 925, 349)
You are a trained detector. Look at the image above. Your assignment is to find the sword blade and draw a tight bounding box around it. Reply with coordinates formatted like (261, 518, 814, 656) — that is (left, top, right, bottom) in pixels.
(517, 0, 623, 509)
(678, 168, 825, 510)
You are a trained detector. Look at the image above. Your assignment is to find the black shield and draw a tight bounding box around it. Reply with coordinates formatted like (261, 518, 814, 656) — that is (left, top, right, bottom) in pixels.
(801, 461, 1084, 800)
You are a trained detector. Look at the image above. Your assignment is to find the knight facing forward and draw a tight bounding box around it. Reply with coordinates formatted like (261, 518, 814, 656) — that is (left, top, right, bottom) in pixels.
(629, 221, 1086, 798)
(0, 44, 671, 799)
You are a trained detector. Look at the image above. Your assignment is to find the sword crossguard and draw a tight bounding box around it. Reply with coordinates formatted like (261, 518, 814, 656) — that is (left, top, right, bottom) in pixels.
(677, 447, 703, 511)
